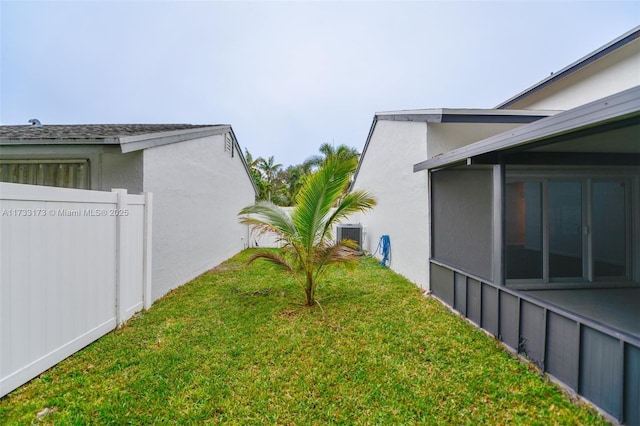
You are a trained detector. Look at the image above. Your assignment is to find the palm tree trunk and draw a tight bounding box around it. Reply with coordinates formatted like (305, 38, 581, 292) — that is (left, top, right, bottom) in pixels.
(305, 270, 314, 306)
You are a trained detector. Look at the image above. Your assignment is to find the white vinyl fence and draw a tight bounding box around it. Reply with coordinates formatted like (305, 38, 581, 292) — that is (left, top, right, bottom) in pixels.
(0, 183, 152, 397)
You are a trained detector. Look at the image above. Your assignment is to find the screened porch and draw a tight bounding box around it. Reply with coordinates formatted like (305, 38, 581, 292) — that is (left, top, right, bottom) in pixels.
(416, 87, 640, 424)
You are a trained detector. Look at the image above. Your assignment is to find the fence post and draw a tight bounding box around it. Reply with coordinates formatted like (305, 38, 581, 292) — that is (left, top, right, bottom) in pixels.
(143, 192, 153, 309)
(112, 189, 127, 326)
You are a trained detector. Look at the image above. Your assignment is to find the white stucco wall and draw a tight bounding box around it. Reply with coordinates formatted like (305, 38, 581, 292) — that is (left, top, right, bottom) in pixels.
(100, 149, 143, 193)
(352, 118, 545, 290)
(143, 134, 256, 301)
(426, 122, 524, 159)
(351, 120, 430, 288)
(504, 40, 640, 110)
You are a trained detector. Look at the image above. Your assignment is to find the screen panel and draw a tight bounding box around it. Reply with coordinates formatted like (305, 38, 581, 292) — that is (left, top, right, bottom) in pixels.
(432, 169, 493, 280)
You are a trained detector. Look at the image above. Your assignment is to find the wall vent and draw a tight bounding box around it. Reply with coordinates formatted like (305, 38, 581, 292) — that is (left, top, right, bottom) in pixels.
(224, 133, 234, 157)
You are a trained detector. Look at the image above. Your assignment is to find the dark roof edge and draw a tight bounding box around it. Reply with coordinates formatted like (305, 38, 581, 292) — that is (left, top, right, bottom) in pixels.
(439, 114, 551, 124)
(375, 109, 557, 124)
(377, 113, 442, 122)
(414, 86, 640, 172)
(0, 137, 120, 146)
(119, 126, 230, 153)
(228, 127, 259, 196)
(125, 124, 259, 196)
(350, 115, 378, 189)
(351, 108, 557, 189)
(496, 26, 640, 109)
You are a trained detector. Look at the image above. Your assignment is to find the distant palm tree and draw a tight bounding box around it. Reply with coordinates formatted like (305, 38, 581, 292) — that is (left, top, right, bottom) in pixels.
(257, 156, 282, 202)
(303, 143, 360, 171)
(244, 149, 262, 172)
(239, 156, 376, 307)
(244, 149, 264, 198)
(280, 164, 306, 206)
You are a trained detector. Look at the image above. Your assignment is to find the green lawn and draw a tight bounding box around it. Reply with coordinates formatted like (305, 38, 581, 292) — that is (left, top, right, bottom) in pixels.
(1, 250, 606, 425)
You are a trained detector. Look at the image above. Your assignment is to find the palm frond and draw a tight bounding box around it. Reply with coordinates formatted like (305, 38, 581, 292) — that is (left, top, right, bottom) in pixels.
(312, 241, 360, 283)
(335, 238, 360, 250)
(239, 201, 298, 241)
(323, 190, 377, 239)
(292, 157, 357, 251)
(247, 251, 294, 272)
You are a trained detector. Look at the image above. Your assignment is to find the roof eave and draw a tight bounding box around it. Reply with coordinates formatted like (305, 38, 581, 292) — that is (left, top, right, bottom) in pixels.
(118, 126, 230, 153)
(350, 115, 378, 190)
(351, 108, 559, 189)
(375, 108, 559, 124)
(0, 137, 119, 146)
(414, 86, 640, 172)
(495, 26, 640, 109)
(227, 127, 259, 197)
(122, 125, 259, 196)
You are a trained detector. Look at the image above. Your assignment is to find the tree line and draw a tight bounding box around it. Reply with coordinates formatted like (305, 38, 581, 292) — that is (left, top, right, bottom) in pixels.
(244, 143, 360, 206)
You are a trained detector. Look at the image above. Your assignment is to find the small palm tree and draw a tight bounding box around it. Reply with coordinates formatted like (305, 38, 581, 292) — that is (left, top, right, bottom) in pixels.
(238, 156, 376, 307)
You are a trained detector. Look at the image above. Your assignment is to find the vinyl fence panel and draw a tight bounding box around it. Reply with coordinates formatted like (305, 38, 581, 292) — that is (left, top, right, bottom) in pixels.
(0, 183, 152, 397)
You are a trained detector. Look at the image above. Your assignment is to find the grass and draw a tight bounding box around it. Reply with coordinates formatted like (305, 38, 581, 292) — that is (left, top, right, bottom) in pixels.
(1, 249, 607, 425)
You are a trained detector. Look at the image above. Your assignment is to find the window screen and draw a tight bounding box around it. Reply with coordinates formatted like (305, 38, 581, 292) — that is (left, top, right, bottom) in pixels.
(431, 169, 494, 281)
(0, 160, 90, 189)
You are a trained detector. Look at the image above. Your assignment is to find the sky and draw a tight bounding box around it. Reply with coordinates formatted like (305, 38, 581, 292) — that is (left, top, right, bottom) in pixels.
(1, 1, 638, 167)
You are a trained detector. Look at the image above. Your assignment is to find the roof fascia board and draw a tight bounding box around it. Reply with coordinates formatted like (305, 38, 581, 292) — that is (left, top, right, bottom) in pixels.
(119, 126, 230, 153)
(377, 113, 443, 122)
(351, 108, 559, 189)
(350, 115, 378, 189)
(439, 114, 551, 124)
(496, 26, 640, 109)
(471, 151, 640, 167)
(0, 145, 111, 157)
(0, 137, 119, 146)
(440, 108, 558, 116)
(375, 109, 558, 124)
(228, 127, 259, 196)
(122, 124, 259, 196)
(414, 86, 640, 172)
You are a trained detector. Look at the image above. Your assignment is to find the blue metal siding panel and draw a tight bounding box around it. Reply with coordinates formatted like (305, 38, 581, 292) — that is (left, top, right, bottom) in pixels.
(519, 301, 545, 368)
(499, 292, 520, 350)
(546, 312, 579, 391)
(624, 344, 640, 425)
(430, 263, 454, 306)
(467, 279, 482, 326)
(580, 326, 623, 420)
(429, 261, 638, 423)
(454, 272, 467, 316)
(481, 283, 499, 336)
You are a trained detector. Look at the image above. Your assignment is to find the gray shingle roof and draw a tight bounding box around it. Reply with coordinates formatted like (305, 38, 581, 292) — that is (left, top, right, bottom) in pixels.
(0, 124, 224, 140)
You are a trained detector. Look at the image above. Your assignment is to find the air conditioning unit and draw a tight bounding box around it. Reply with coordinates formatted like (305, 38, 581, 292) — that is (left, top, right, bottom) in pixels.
(336, 224, 363, 253)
